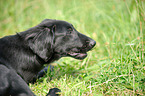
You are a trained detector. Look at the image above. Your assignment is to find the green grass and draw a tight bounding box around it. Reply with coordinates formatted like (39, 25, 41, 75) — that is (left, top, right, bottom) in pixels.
(0, 0, 145, 95)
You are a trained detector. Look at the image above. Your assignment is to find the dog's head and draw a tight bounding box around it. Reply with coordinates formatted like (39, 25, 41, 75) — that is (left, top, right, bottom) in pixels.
(22, 19, 96, 62)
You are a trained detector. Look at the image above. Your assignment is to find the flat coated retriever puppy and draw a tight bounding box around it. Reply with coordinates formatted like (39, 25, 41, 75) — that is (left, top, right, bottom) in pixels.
(0, 19, 96, 96)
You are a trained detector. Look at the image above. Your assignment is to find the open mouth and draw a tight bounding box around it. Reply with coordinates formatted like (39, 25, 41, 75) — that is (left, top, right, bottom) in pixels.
(67, 52, 87, 59)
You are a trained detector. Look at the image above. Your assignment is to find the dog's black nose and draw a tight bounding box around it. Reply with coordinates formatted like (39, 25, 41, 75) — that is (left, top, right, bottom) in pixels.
(89, 40, 96, 47)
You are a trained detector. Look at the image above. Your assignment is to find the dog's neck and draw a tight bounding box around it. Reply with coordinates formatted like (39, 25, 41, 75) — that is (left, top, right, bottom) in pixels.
(16, 34, 62, 83)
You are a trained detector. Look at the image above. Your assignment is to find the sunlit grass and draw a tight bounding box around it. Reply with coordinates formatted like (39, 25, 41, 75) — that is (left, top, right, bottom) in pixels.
(0, 0, 144, 95)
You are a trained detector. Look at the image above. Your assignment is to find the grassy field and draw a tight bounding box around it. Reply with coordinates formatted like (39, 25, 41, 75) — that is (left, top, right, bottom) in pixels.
(0, 0, 145, 95)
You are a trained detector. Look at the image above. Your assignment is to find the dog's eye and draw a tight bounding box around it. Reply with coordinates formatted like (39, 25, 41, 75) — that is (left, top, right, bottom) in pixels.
(67, 28, 73, 34)
(68, 28, 73, 31)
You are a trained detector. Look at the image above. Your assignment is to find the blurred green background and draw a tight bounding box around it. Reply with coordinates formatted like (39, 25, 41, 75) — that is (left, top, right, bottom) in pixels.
(0, 0, 145, 95)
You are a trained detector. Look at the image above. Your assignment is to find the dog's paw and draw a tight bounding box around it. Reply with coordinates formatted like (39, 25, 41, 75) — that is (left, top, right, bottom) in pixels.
(46, 88, 61, 96)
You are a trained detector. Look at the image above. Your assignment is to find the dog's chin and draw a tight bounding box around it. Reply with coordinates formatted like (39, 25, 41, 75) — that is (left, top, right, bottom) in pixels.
(67, 52, 87, 60)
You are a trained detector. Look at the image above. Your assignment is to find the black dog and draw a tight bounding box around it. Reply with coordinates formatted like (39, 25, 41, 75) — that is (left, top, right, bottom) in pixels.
(0, 19, 96, 96)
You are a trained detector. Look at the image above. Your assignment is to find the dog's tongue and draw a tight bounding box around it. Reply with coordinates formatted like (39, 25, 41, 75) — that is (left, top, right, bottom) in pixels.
(69, 52, 87, 59)
(76, 53, 87, 57)
(69, 53, 79, 56)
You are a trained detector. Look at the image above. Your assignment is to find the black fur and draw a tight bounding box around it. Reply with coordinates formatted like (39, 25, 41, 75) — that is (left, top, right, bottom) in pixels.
(0, 19, 96, 96)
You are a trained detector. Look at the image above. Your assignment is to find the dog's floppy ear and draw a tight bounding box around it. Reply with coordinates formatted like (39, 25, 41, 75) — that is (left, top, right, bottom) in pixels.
(26, 23, 55, 62)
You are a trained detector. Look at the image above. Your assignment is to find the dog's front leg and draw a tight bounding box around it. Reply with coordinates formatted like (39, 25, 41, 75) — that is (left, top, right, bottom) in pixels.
(0, 65, 35, 96)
